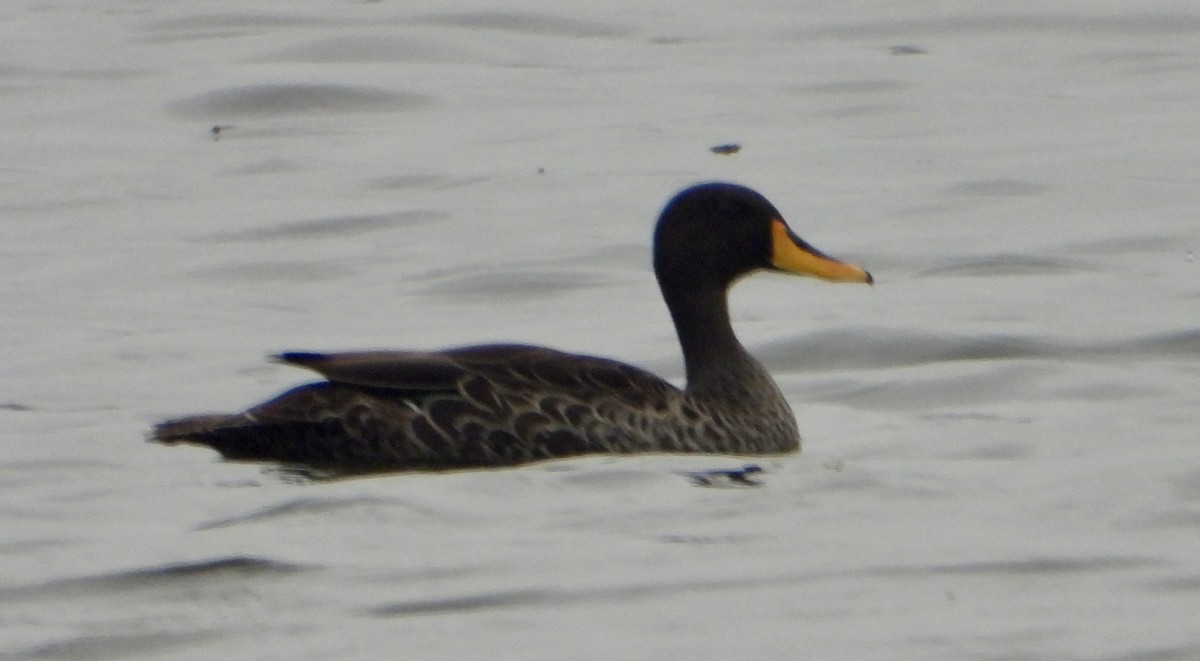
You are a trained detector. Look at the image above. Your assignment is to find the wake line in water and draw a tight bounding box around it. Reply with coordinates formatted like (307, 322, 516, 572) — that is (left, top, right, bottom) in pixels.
(0, 556, 310, 601)
(197, 210, 447, 242)
(756, 327, 1200, 372)
(194, 494, 445, 529)
(367, 552, 1157, 618)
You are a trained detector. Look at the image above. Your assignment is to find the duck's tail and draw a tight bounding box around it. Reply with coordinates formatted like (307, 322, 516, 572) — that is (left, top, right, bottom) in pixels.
(151, 413, 332, 463)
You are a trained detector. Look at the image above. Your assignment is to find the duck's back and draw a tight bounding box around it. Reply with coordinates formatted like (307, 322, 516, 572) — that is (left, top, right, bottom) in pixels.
(153, 345, 702, 471)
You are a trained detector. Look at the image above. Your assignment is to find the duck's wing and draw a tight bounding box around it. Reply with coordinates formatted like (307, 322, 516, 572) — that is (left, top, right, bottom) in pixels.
(153, 344, 684, 471)
(273, 343, 677, 403)
(272, 349, 473, 391)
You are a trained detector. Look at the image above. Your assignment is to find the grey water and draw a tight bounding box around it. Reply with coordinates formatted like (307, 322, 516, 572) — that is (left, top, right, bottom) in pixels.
(3, 2, 1199, 659)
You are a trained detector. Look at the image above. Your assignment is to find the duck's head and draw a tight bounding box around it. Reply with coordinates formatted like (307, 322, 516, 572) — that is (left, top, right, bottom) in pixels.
(653, 182, 873, 292)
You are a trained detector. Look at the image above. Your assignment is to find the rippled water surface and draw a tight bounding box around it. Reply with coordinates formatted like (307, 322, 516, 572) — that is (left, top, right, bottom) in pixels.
(2, 1, 1198, 659)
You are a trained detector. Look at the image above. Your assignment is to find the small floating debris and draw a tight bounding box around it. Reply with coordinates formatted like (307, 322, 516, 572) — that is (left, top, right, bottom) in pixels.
(709, 143, 741, 155)
(679, 464, 764, 487)
(211, 124, 236, 140)
(889, 44, 927, 55)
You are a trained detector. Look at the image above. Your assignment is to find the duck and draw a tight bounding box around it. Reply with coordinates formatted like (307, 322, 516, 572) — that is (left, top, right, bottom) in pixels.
(151, 182, 872, 473)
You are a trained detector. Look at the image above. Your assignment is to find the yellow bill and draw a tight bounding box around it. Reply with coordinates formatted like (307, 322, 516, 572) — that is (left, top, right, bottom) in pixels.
(770, 219, 873, 284)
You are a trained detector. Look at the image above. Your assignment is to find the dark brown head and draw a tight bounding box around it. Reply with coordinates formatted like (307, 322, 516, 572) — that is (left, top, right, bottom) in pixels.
(652, 182, 872, 294)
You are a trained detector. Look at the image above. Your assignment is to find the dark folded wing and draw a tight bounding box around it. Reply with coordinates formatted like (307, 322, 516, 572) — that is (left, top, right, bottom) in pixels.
(274, 350, 468, 391)
(275, 343, 679, 403)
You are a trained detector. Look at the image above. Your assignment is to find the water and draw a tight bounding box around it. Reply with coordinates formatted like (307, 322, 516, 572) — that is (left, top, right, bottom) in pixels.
(2, 1, 1198, 659)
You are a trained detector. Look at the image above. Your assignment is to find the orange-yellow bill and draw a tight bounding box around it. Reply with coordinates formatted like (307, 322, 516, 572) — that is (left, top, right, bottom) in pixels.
(770, 219, 873, 284)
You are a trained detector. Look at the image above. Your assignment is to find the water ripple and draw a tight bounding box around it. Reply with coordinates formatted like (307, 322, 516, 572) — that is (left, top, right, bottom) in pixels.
(168, 84, 432, 119)
(196, 495, 412, 530)
(870, 555, 1157, 577)
(199, 210, 446, 242)
(8, 630, 217, 661)
(412, 11, 629, 38)
(758, 329, 1056, 372)
(256, 36, 473, 64)
(791, 13, 1200, 39)
(186, 259, 356, 283)
(0, 556, 310, 600)
(918, 253, 1086, 278)
(368, 553, 1157, 618)
(416, 268, 611, 302)
(758, 327, 1200, 372)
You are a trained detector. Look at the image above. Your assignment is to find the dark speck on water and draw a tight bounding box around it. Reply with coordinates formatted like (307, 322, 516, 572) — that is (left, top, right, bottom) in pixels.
(680, 464, 764, 487)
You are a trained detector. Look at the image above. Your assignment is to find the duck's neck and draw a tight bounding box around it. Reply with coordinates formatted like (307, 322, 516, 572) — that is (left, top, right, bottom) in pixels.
(665, 284, 763, 394)
(663, 280, 800, 452)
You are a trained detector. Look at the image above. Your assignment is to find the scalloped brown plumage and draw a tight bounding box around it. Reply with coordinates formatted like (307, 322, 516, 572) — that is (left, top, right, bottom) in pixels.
(151, 182, 872, 474)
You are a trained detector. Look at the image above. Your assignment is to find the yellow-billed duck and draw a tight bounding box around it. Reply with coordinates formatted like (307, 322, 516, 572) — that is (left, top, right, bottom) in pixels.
(152, 182, 872, 472)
